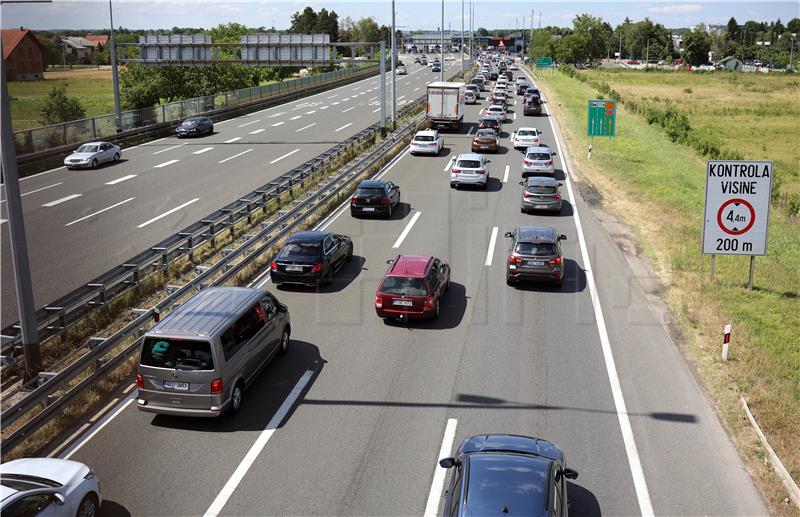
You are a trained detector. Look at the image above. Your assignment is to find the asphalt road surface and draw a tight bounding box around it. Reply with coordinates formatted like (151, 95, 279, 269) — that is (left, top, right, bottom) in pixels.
(58, 62, 767, 516)
(1, 56, 459, 327)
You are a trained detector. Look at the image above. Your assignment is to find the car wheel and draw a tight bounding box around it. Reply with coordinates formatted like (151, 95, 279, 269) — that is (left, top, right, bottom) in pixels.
(346, 244, 354, 262)
(230, 382, 244, 414)
(113, 153, 120, 162)
(278, 328, 290, 355)
(320, 269, 333, 287)
(91, 159, 98, 169)
(506, 275, 517, 286)
(431, 299, 440, 320)
(450, 183, 456, 189)
(76, 492, 99, 517)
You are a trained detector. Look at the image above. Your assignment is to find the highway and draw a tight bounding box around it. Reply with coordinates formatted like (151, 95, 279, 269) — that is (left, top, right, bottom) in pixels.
(0, 56, 460, 327)
(58, 63, 766, 516)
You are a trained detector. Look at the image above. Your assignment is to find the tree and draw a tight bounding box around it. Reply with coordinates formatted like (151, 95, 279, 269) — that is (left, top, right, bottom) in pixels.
(787, 18, 800, 34)
(726, 17, 740, 43)
(683, 27, 711, 65)
(314, 9, 340, 41)
(290, 7, 318, 34)
(206, 22, 250, 43)
(571, 13, 612, 62)
(476, 27, 489, 37)
(39, 84, 86, 124)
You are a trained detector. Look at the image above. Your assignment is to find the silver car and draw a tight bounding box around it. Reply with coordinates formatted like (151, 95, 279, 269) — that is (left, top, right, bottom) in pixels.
(64, 141, 121, 170)
(522, 145, 555, 176)
(0, 457, 102, 517)
(450, 153, 491, 189)
(519, 176, 563, 213)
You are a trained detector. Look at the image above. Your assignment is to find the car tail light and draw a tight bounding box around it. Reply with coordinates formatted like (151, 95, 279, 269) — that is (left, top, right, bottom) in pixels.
(351, 196, 357, 204)
(476, 169, 486, 175)
(524, 159, 532, 165)
(523, 193, 534, 199)
(508, 254, 524, 265)
(311, 263, 322, 273)
(271, 261, 278, 271)
(423, 297, 434, 308)
(375, 294, 383, 308)
(380, 196, 391, 204)
(452, 168, 461, 173)
(211, 378, 223, 394)
(547, 256, 562, 266)
(552, 194, 561, 199)
(545, 160, 554, 166)
(429, 143, 438, 147)
(136, 374, 144, 388)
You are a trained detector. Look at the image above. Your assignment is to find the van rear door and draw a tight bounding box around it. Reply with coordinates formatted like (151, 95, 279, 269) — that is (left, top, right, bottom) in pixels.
(139, 337, 215, 410)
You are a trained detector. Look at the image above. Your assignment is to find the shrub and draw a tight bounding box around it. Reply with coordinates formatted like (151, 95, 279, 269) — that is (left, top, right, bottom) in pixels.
(39, 84, 86, 125)
(683, 87, 693, 94)
(787, 193, 800, 217)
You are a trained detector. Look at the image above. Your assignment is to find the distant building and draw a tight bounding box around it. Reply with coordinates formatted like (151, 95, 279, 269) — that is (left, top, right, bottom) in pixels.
(2, 28, 45, 81)
(719, 56, 743, 71)
(84, 34, 109, 48)
(671, 34, 684, 53)
(60, 36, 95, 59)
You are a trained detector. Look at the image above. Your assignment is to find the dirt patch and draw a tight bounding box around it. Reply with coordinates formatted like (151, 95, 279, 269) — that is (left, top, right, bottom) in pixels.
(45, 68, 116, 80)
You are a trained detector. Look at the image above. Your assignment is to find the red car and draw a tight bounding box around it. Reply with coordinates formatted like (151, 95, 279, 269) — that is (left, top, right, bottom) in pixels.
(375, 255, 450, 320)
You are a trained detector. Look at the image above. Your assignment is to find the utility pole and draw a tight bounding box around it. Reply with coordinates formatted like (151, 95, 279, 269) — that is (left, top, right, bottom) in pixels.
(619, 30, 623, 62)
(461, 0, 465, 77)
(645, 38, 650, 68)
(469, 0, 473, 59)
(440, 0, 445, 81)
(0, 28, 43, 382)
(380, 40, 386, 133)
(529, 10, 534, 66)
(391, 0, 396, 130)
(109, 0, 123, 133)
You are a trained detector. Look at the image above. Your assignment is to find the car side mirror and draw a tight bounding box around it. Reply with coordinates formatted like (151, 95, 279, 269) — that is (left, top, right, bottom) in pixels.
(563, 467, 579, 480)
(53, 493, 66, 506)
(559, 234, 567, 241)
(278, 303, 288, 313)
(558, 182, 563, 187)
(439, 457, 457, 469)
(504, 231, 513, 238)
(386, 259, 394, 264)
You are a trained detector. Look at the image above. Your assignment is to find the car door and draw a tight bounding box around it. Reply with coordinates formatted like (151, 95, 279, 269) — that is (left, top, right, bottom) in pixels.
(259, 294, 281, 360)
(231, 304, 268, 384)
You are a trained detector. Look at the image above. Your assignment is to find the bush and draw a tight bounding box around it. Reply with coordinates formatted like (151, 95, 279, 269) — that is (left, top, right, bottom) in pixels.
(683, 87, 693, 94)
(39, 84, 86, 125)
(787, 193, 800, 217)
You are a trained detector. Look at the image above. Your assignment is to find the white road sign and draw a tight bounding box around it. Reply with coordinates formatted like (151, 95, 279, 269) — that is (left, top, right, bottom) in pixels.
(702, 160, 772, 255)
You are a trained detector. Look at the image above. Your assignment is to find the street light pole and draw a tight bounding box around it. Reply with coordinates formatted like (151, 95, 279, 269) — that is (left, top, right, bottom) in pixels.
(529, 9, 534, 66)
(440, 0, 445, 81)
(461, 0, 465, 77)
(391, 0, 396, 130)
(109, 0, 123, 133)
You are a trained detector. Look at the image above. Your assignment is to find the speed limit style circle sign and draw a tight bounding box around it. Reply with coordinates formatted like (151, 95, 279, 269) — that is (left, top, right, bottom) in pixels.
(702, 161, 773, 255)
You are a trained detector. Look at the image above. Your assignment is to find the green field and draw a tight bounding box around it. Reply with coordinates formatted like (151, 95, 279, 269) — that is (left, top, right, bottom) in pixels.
(534, 67, 799, 514)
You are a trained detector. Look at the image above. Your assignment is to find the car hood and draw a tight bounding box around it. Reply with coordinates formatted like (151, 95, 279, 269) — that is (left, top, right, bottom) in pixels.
(0, 458, 88, 487)
(67, 152, 97, 159)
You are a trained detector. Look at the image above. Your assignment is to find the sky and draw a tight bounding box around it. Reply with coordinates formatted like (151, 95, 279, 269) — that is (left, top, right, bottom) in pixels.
(1, 1, 798, 32)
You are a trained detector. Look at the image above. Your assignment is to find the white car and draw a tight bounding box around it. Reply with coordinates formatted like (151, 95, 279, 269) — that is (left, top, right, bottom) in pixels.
(0, 458, 102, 517)
(465, 90, 478, 104)
(522, 145, 555, 176)
(64, 141, 121, 170)
(512, 127, 543, 149)
(510, 63, 519, 70)
(410, 130, 444, 155)
(515, 76, 528, 86)
(486, 104, 507, 121)
(397, 64, 407, 75)
(450, 153, 491, 189)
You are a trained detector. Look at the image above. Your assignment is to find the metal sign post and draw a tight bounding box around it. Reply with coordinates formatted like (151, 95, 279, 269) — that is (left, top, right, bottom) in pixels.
(380, 41, 386, 133)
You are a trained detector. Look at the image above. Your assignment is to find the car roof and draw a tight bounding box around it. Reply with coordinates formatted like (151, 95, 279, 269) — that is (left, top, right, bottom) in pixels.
(358, 180, 388, 188)
(516, 226, 558, 244)
(462, 453, 553, 517)
(79, 141, 107, 146)
(517, 127, 538, 132)
(525, 176, 559, 187)
(456, 153, 483, 162)
(525, 146, 552, 153)
(289, 231, 328, 243)
(416, 129, 438, 136)
(388, 255, 433, 277)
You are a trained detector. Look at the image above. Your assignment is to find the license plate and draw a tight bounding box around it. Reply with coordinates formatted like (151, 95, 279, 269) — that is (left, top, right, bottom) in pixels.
(392, 300, 413, 306)
(285, 265, 303, 272)
(534, 205, 550, 209)
(362, 207, 375, 212)
(163, 381, 189, 391)
(526, 261, 545, 267)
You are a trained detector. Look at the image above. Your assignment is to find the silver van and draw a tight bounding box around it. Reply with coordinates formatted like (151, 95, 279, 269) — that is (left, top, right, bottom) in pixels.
(137, 287, 291, 417)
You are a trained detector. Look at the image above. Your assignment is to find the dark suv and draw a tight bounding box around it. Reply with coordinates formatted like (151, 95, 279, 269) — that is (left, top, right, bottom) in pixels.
(504, 226, 567, 286)
(350, 180, 400, 217)
(375, 255, 450, 320)
(478, 115, 502, 133)
(524, 97, 543, 116)
(440, 434, 578, 517)
(271, 231, 353, 287)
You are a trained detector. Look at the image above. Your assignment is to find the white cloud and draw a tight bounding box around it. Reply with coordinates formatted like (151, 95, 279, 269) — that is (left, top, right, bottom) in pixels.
(647, 4, 702, 15)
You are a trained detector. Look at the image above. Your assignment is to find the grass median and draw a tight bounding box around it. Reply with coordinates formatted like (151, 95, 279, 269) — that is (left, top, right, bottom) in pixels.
(533, 66, 799, 514)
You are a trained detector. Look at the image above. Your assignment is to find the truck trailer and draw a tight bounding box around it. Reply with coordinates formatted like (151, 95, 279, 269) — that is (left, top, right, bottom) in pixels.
(426, 81, 466, 129)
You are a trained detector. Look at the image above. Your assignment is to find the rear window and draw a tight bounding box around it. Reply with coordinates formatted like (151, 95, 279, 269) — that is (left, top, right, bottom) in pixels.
(279, 241, 320, 258)
(141, 337, 214, 370)
(517, 130, 536, 137)
(480, 118, 498, 126)
(356, 188, 385, 196)
(414, 135, 434, 142)
(515, 242, 556, 256)
(456, 160, 482, 169)
(527, 153, 551, 161)
(476, 130, 495, 138)
(380, 276, 428, 296)
(527, 185, 558, 195)
(463, 454, 549, 516)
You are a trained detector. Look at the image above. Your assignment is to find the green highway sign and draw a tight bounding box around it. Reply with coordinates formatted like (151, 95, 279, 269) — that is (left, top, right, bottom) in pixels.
(588, 99, 616, 137)
(535, 56, 553, 69)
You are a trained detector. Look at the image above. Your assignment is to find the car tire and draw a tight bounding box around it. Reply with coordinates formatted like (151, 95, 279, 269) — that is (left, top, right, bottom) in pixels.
(506, 275, 517, 286)
(76, 492, 99, 517)
(113, 153, 120, 162)
(320, 269, 333, 287)
(91, 159, 98, 169)
(431, 299, 440, 320)
(230, 382, 244, 414)
(450, 183, 456, 189)
(278, 327, 290, 355)
(346, 244, 354, 262)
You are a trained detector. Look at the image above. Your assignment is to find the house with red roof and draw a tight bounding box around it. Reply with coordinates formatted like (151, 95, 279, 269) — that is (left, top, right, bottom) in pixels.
(2, 28, 44, 81)
(85, 34, 109, 48)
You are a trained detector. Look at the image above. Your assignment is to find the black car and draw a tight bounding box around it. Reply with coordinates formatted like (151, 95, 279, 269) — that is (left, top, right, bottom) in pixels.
(440, 434, 578, 517)
(175, 116, 214, 137)
(489, 70, 499, 81)
(478, 115, 502, 133)
(270, 231, 353, 287)
(350, 180, 400, 217)
(524, 98, 543, 116)
(525, 87, 541, 101)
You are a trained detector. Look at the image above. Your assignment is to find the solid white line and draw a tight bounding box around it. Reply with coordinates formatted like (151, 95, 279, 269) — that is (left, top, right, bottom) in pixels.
(224, 137, 242, 143)
(18, 182, 63, 199)
(423, 418, 458, 517)
(62, 392, 136, 460)
(484, 226, 499, 266)
(203, 370, 315, 517)
(335, 123, 352, 132)
(296, 123, 316, 132)
(219, 149, 253, 164)
(238, 119, 261, 127)
(443, 157, 454, 172)
(154, 159, 179, 168)
(105, 175, 137, 186)
(305, 110, 316, 115)
(290, 115, 302, 120)
(537, 70, 655, 516)
(372, 107, 381, 113)
(153, 143, 184, 155)
(145, 137, 167, 145)
(503, 165, 510, 183)
(250, 128, 265, 135)
(42, 194, 82, 207)
(193, 147, 214, 155)
(271, 121, 285, 127)
(342, 107, 354, 113)
(137, 198, 199, 228)
(65, 197, 135, 226)
(467, 126, 474, 136)
(269, 148, 300, 165)
(392, 210, 421, 248)
(267, 111, 286, 118)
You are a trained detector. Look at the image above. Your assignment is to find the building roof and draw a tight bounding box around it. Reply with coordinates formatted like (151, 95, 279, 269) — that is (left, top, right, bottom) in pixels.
(2, 28, 43, 60)
(61, 36, 94, 49)
(84, 34, 109, 46)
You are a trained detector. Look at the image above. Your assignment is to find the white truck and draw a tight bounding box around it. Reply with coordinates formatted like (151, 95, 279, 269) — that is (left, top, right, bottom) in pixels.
(426, 81, 466, 130)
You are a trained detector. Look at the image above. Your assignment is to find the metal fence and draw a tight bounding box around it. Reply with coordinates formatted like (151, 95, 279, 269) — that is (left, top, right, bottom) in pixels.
(13, 66, 377, 157)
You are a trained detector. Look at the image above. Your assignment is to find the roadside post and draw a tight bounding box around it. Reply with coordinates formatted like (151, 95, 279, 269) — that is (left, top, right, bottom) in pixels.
(587, 99, 616, 158)
(722, 324, 732, 361)
(702, 160, 773, 289)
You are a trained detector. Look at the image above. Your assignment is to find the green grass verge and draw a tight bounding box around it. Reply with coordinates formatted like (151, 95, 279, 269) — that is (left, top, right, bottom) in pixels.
(535, 67, 799, 513)
(9, 75, 115, 130)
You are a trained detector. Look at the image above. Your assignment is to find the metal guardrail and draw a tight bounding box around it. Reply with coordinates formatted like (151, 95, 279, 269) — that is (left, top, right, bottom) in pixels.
(13, 65, 377, 158)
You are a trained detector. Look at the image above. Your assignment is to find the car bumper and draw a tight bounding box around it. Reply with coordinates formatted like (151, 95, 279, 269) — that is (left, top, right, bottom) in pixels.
(64, 161, 93, 168)
(351, 205, 391, 216)
(507, 266, 563, 283)
(376, 307, 433, 319)
(270, 270, 324, 286)
(513, 141, 540, 149)
(472, 144, 498, 152)
(137, 398, 228, 417)
(522, 166, 555, 175)
(450, 173, 488, 186)
(522, 199, 562, 212)
(410, 145, 439, 155)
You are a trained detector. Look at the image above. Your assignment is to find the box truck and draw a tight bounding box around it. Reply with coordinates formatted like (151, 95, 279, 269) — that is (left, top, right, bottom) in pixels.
(426, 81, 466, 129)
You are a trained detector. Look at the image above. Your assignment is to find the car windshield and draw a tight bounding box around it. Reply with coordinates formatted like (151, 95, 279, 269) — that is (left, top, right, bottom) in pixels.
(414, 135, 434, 142)
(76, 144, 99, 153)
(356, 188, 384, 197)
(279, 241, 321, 258)
(488, 107, 503, 112)
(380, 276, 428, 296)
(527, 185, 558, 195)
(527, 153, 551, 161)
(1, 474, 62, 491)
(182, 119, 202, 126)
(140, 338, 214, 371)
(515, 242, 556, 256)
(517, 130, 536, 137)
(463, 454, 549, 517)
(456, 160, 482, 169)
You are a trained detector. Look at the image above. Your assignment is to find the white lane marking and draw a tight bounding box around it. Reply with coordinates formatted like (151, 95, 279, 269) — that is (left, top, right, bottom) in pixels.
(154, 159, 179, 168)
(414, 87, 420, 91)
(1, 182, 64, 205)
(467, 126, 474, 136)
(61, 391, 137, 460)
(327, 94, 338, 99)
(396, 95, 406, 101)
(305, 110, 316, 115)
(342, 107, 354, 113)
(153, 143, 184, 155)
(238, 119, 261, 127)
(145, 137, 167, 145)
(443, 157, 454, 172)
(513, 112, 517, 120)
(423, 418, 458, 517)
(290, 115, 302, 120)
(203, 370, 315, 517)
(269, 148, 300, 165)
(267, 111, 286, 118)
(392, 210, 421, 248)
(372, 107, 381, 113)
(250, 128, 265, 135)
(536, 69, 656, 516)
(342, 97, 350, 101)
(479, 108, 484, 115)
(503, 165, 510, 183)
(332, 101, 341, 106)
(484, 227, 499, 266)
(271, 121, 285, 127)
(65, 197, 135, 227)
(225, 137, 242, 143)
(219, 149, 254, 164)
(296, 123, 316, 132)
(0, 219, 8, 224)
(193, 147, 214, 155)
(137, 198, 199, 228)
(368, 96, 378, 101)
(105, 175, 137, 186)
(335, 123, 353, 132)
(352, 86, 361, 91)
(320, 105, 329, 110)
(42, 194, 82, 207)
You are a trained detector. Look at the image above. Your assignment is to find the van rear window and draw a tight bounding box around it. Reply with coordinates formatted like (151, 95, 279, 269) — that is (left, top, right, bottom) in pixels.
(141, 337, 214, 370)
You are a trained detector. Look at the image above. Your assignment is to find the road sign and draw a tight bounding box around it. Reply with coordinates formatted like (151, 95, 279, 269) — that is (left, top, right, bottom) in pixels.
(702, 160, 772, 255)
(587, 99, 616, 137)
(535, 56, 553, 69)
